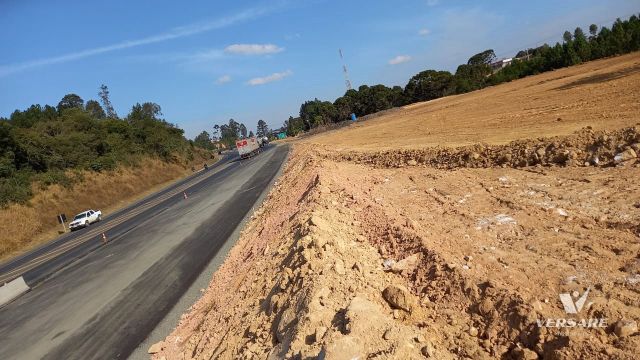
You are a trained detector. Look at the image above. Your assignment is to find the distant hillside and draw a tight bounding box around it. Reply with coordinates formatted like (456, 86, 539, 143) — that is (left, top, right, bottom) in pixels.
(0, 88, 212, 207)
(283, 13, 640, 136)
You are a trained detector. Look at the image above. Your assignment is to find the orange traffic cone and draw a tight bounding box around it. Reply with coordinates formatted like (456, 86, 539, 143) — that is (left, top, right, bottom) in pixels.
(102, 233, 107, 243)
(183, 191, 188, 199)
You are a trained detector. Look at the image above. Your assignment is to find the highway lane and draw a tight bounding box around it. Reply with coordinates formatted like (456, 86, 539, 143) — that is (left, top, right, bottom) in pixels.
(0, 150, 237, 286)
(0, 144, 288, 360)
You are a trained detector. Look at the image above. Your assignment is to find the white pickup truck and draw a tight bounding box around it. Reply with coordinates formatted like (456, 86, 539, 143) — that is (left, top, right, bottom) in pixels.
(69, 209, 102, 230)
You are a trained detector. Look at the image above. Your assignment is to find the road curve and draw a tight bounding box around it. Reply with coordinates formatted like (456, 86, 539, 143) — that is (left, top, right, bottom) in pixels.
(0, 144, 288, 360)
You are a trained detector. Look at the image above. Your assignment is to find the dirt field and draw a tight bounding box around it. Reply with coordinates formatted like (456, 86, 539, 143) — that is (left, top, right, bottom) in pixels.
(309, 53, 640, 150)
(0, 151, 213, 261)
(156, 54, 640, 359)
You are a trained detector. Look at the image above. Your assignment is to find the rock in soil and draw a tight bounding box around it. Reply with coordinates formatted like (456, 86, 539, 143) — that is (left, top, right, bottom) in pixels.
(613, 319, 638, 337)
(382, 284, 416, 312)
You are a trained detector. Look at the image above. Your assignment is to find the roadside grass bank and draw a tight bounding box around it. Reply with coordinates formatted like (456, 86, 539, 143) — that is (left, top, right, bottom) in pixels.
(0, 150, 214, 261)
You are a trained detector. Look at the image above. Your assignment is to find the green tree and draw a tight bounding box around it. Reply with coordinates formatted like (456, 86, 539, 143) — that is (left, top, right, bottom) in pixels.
(299, 99, 337, 129)
(239, 123, 248, 138)
(141, 102, 162, 120)
(126, 103, 185, 158)
(563, 31, 573, 42)
(218, 118, 245, 147)
(544, 43, 566, 69)
(9, 104, 57, 128)
(452, 49, 495, 93)
(467, 49, 496, 66)
(456, 63, 492, 93)
(405, 70, 454, 102)
(573, 27, 591, 62)
(284, 116, 304, 136)
(98, 84, 118, 119)
(212, 124, 220, 141)
(573, 27, 587, 42)
(57, 94, 84, 113)
(0, 95, 203, 206)
(333, 95, 354, 121)
(256, 119, 269, 137)
(85, 100, 106, 119)
(356, 84, 401, 114)
(193, 131, 213, 149)
(589, 24, 598, 37)
(0, 121, 16, 178)
(390, 86, 406, 107)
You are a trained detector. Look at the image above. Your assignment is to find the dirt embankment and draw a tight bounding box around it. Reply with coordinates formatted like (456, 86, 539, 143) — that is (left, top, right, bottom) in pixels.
(156, 140, 639, 359)
(0, 151, 213, 260)
(321, 126, 640, 169)
(156, 54, 640, 359)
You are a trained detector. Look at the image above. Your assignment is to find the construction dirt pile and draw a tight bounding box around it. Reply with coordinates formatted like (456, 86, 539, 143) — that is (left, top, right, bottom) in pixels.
(155, 55, 640, 359)
(321, 126, 640, 170)
(155, 138, 639, 359)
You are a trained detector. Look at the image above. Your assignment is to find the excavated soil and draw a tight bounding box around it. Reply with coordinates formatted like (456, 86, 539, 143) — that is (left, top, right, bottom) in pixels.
(319, 126, 640, 170)
(155, 55, 640, 360)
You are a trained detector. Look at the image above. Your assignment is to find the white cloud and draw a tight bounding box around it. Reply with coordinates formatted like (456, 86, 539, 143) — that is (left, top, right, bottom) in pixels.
(426, 0, 439, 6)
(216, 75, 231, 84)
(388, 55, 412, 65)
(0, 4, 279, 77)
(247, 70, 292, 85)
(418, 28, 431, 36)
(224, 44, 284, 55)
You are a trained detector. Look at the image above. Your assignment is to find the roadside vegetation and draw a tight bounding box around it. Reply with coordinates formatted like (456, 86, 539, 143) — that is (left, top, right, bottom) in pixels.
(193, 118, 272, 151)
(0, 85, 211, 207)
(283, 14, 640, 136)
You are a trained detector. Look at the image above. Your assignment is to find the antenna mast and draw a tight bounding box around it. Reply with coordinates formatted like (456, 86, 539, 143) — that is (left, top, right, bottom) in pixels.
(339, 49, 352, 91)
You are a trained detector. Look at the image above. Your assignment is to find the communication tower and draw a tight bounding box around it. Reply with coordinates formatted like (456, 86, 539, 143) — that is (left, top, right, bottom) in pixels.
(338, 49, 352, 91)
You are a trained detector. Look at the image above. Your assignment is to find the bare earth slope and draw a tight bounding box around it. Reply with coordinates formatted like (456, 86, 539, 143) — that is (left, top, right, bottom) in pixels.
(309, 52, 640, 150)
(157, 54, 640, 359)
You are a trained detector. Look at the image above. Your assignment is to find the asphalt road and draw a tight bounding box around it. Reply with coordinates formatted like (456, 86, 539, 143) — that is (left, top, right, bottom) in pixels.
(0, 144, 288, 360)
(0, 150, 237, 286)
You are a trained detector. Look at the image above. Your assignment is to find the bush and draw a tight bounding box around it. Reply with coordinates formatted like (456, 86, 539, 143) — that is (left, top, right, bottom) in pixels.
(33, 169, 73, 189)
(0, 171, 33, 207)
(0, 96, 205, 207)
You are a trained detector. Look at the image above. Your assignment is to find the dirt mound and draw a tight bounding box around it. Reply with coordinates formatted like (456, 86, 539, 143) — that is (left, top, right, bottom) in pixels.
(157, 150, 449, 359)
(322, 126, 640, 170)
(157, 142, 640, 359)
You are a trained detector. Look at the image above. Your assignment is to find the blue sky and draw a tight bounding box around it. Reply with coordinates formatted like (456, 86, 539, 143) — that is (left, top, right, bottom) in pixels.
(1, 0, 637, 138)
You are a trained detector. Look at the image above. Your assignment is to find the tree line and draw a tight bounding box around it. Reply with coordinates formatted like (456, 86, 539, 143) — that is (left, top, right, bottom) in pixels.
(283, 14, 640, 136)
(0, 85, 201, 206)
(194, 118, 271, 150)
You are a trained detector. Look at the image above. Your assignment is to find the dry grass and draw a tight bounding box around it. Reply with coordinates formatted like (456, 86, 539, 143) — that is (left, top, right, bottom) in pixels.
(305, 52, 640, 151)
(0, 151, 213, 261)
